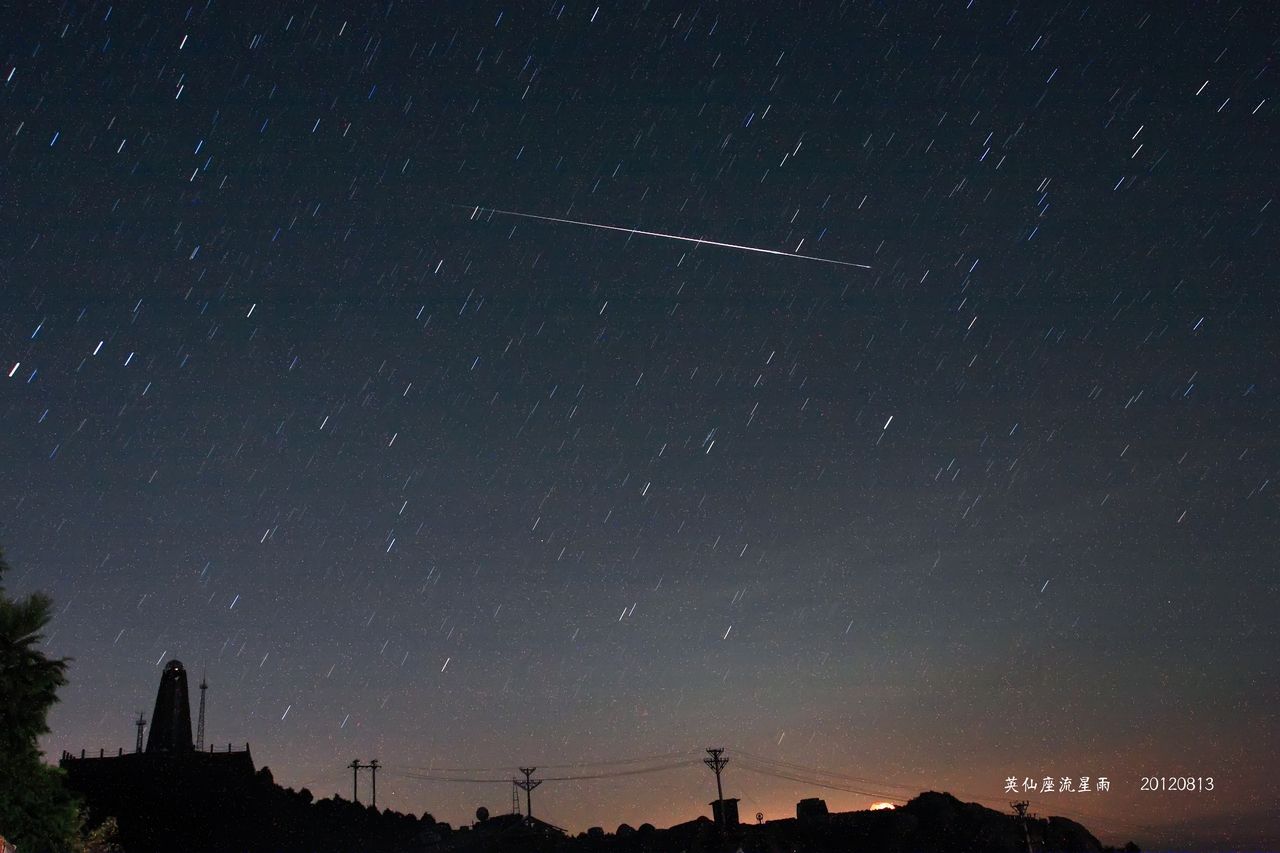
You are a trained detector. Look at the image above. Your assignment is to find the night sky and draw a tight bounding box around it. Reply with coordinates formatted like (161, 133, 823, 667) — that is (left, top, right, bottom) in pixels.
(3, 2, 1277, 850)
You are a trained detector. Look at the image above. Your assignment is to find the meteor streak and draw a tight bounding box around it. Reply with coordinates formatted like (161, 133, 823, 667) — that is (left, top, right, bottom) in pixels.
(470, 206, 871, 269)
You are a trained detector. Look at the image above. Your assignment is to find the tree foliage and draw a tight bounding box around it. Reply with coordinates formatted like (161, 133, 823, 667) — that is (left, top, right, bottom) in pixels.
(0, 547, 81, 852)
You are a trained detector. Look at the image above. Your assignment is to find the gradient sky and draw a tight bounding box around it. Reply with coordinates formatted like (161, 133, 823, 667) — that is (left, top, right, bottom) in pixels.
(3, 3, 1277, 851)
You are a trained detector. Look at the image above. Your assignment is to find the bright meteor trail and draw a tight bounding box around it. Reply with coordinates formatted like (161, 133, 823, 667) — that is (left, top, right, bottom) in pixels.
(470, 206, 872, 269)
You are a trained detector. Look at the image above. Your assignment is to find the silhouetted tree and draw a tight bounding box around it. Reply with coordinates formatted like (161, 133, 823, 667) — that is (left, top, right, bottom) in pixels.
(0, 546, 81, 852)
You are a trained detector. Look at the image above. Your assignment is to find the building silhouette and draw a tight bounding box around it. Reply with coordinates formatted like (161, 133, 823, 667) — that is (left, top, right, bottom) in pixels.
(796, 797, 829, 824)
(59, 661, 257, 853)
(709, 797, 740, 829)
(62, 658, 251, 769)
(145, 660, 194, 752)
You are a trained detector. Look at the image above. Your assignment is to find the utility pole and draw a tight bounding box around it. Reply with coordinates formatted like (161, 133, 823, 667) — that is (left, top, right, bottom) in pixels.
(704, 748, 729, 825)
(347, 760, 379, 807)
(135, 712, 147, 753)
(196, 672, 208, 751)
(515, 767, 542, 820)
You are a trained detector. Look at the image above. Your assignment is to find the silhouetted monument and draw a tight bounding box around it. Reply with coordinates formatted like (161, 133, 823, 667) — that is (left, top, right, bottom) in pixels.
(146, 660, 194, 752)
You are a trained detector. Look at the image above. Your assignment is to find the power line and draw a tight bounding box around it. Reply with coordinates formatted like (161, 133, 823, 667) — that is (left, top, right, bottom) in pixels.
(735, 759, 907, 802)
(389, 758, 699, 786)
(541, 759, 699, 782)
(387, 771, 510, 785)
(291, 769, 350, 792)
(390, 748, 701, 774)
(735, 753, 1006, 806)
(732, 748, 1004, 803)
(729, 748, 923, 792)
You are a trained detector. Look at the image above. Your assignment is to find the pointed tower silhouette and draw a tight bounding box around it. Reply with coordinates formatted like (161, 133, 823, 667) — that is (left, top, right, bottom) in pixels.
(146, 659, 194, 752)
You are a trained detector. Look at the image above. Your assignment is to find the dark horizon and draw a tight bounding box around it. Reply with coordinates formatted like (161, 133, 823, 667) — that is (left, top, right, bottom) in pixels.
(4, 2, 1276, 851)
(44, 654, 1270, 849)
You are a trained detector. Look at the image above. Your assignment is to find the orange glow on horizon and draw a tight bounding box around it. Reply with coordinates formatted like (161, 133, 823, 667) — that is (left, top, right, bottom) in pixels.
(869, 802, 896, 811)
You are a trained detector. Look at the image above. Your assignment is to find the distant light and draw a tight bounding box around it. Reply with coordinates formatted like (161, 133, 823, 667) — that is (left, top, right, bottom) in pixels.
(870, 802, 895, 811)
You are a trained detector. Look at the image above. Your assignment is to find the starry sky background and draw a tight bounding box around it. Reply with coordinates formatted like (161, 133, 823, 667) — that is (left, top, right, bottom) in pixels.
(2, 2, 1277, 850)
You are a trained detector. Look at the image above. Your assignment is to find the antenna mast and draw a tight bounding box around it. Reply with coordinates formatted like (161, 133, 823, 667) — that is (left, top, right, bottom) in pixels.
(135, 712, 147, 753)
(196, 671, 208, 751)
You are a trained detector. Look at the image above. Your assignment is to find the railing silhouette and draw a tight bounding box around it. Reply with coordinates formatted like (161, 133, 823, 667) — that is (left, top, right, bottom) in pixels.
(63, 743, 251, 760)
